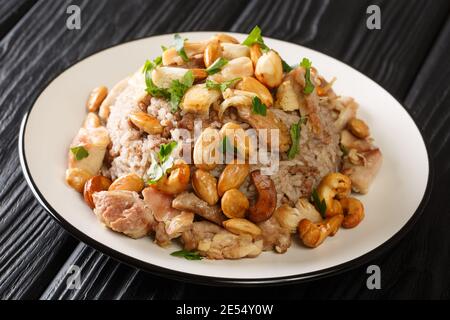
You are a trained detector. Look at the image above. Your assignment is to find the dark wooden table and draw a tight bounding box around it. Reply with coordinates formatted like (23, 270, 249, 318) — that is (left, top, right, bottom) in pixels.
(1, 0, 449, 300)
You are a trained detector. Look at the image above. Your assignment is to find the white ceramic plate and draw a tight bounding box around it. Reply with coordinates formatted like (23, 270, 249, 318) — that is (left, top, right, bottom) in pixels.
(19, 32, 431, 285)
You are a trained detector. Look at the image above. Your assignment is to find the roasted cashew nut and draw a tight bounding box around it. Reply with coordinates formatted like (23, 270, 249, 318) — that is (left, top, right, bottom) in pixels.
(153, 160, 190, 195)
(298, 214, 343, 248)
(316, 173, 351, 217)
(248, 170, 277, 223)
(340, 197, 365, 228)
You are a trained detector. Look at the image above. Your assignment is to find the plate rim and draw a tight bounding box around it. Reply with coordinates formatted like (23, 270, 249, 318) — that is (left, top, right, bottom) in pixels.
(18, 32, 434, 286)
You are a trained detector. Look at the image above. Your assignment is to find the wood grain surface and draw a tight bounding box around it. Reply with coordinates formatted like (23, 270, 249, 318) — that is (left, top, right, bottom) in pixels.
(1, 0, 449, 299)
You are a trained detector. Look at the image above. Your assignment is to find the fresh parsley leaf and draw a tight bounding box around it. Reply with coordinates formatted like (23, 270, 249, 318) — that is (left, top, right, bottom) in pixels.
(174, 33, 189, 62)
(171, 250, 203, 260)
(205, 77, 241, 92)
(70, 146, 89, 161)
(143, 57, 169, 99)
(167, 70, 194, 112)
(206, 57, 228, 75)
(287, 117, 307, 159)
(300, 57, 314, 94)
(158, 141, 178, 163)
(161, 45, 168, 52)
(251, 96, 267, 116)
(281, 59, 293, 72)
(311, 188, 327, 218)
(219, 136, 239, 156)
(147, 141, 178, 184)
(242, 25, 269, 52)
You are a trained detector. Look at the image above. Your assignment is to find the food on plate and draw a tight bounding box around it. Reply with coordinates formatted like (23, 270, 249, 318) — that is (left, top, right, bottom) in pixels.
(65, 26, 383, 260)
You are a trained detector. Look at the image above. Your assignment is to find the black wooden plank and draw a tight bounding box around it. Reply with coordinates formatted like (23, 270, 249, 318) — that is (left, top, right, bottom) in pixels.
(36, 1, 450, 300)
(0, 0, 37, 39)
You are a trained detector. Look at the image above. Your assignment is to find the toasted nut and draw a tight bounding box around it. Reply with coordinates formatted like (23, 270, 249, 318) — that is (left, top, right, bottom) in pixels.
(66, 168, 92, 193)
(348, 118, 370, 139)
(83, 175, 112, 208)
(249, 44, 262, 67)
(236, 76, 273, 107)
(221, 43, 250, 60)
(162, 47, 184, 66)
(340, 197, 365, 228)
(255, 50, 283, 88)
(217, 162, 250, 196)
(248, 170, 277, 223)
(204, 39, 222, 68)
(316, 173, 351, 217)
(83, 112, 101, 129)
(215, 33, 239, 44)
(152, 160, 190, 195)
(129, 112, 163, 135)
(152, 66, 189, 88)
(193, 127, 221, 171)
(221, 189, 249, 218)
(298, 214, 344, 248)
(210, 57, 254, 82)
(109, 173, 144, 192)
(223, 218, 262, 238)
(191, 68, 209, 81)
(86, 86, 108, 112)
(192, 169, 219, 205)
(181, 84, 221, 116)
(219, 122, 253, 159)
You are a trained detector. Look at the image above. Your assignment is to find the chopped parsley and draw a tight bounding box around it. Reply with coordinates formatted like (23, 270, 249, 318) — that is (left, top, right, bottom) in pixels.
(287, 117, 307, 159)
(206, 57, 228, 75)
(70, 146, 89, 161)
(300, 58, 314, 94)
(242, 25, 269, 52)
(170, 250, 203, 260)
(168, 70, 194, 112)
(340, 143, 349, 156)
(143, 57, 169, 99)
(205, 77, 241, 92)
(174, 33, 189, 62)
(147, 141, 178, 184)
(282, 59, 293, 72)
(311, 188, 327, 218)
(219, 136, 240, 157)
(251, 96, 267, 116)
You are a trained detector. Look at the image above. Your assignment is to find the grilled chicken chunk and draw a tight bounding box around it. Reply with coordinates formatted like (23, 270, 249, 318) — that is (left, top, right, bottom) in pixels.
(258, 215, 291, 253)
(172, 192, 226, 225)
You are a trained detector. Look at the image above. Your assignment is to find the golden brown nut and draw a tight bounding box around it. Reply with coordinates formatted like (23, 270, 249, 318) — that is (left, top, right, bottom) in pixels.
(192, 169, 219, 205)
(255, 50, 283, 88)
(204, 39, 222, 68)
(248, 170, 277, 223)
(249, 44, 262, 68)
(181, 84, 222, 116)
(221, 189, 249, 218)
(298, 214, 344, 248)
(65, 168, 92, 193)
(86, 86, 108, 112)
(109, 173, 144, 192)
(193, 127, 221, 171)
(152, 160, 190, 195)
(347, 118, 370, 139)
(129, 112, 163, 135)
(340, 197, 365, 228)
(235, 76, 273, 107)
(83, 175, 112, 208)
(316, 173, 351, 217)
(214, 33, 239, 44)
(83, 112, 101, 129)
(223, 218, 262, 238)
(217, 162, 250, 196)
(191, 68, 209, 81)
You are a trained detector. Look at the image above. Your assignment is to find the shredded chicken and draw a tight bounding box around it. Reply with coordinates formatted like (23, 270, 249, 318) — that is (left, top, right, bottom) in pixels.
(258, 215, 291, 253)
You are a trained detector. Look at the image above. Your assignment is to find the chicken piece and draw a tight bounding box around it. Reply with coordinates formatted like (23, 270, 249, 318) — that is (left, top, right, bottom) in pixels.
(142, 188, 194, 244)
(274, 72, 305, 112)
(209, 57, 254, 82)
(340, 129, 373, 152)
(274, 198, 322, 233)
(334, 97, 358, 131)
(180, 84, 222, 117)
(93, 190, 155, 239)
(181, 221, 263, 259)
(172, 192, 226, 225)
(68, 126, 110, 176)
(258, 215, 291, 253)
(342, 149, 383, 194)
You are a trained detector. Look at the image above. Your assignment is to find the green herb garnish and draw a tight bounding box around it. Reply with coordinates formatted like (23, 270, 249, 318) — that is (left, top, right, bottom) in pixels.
(300, 58, 314, 94)
(171, 250, 203, 260)
(70, 146, 89, 161)
(143, 57, 170, 99)
(242, 25, 269, 52)
(340, 143, 349, 156)
(251, 96, 267, 116)
(167, 70, 194, 112)
(287, 117, 307, 159)
(206, 57, 228, 75)
(174, 34, 189, 62)
(161, 45, 168, 52)
(282, 59, 293, 72)
(311, 188, 327, 218)
(219, 136, 240, 157)
(205, 77, 241, 92)
(147, 141, 178, 184)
